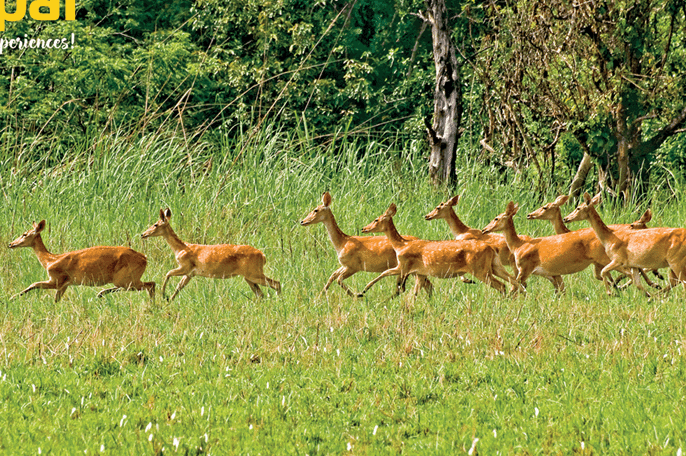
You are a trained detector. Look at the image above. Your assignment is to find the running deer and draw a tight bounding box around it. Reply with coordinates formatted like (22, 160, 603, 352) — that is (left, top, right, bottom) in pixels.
(300, 192, 433, 297)
(526, 195, 661, 288)
(482, 201, 617, 293)
(563, 193, 686, 297)
(141, 208, 280, 300)
(424, 195, 520, 270)
(8, 220, 155, 302)
(357, 203, 517, 297)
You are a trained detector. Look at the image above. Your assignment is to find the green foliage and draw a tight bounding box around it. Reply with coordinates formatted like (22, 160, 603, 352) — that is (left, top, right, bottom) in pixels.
(2, 0, 686, 196)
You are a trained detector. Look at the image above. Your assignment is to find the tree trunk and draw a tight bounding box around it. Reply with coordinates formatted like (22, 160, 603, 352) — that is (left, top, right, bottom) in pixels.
(425, 0, 462, 186)
(569, 151, 593, 198)
(614, 100, 631, 200)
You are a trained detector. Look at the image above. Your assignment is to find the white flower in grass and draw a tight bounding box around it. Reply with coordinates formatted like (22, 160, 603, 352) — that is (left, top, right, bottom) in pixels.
(467, 437, 479, 455)
(493, 429, 497, 438)
(71, 407, 76, 416)
(145, 422, 152, 432)
(173, 437, 180, 450)
(347, 442, 352, 451)
(32, 384, 36, 393)
(201, 406, 204, 417)
(100, 445, 104, 453)
(119, 414, 127, 427)
(38, 448, 41, 455)
(534, 407, 539, 418)
(148, 434, 153, 442)
(581, 441, 585, 450)
(249, 424, 253, 430)
(171, 411, 176, 420)
(677, 447, 682, 456)
(373, 425, 378, 436)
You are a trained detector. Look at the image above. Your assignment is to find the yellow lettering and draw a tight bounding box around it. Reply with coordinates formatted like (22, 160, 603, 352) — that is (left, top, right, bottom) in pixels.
(29, 0, 59, 20)
(64, 0, 74, 20)
(0, 0, 27, 31)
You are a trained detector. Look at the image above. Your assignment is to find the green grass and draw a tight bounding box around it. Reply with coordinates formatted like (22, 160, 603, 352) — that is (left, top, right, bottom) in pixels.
(1, 126, 686, 454)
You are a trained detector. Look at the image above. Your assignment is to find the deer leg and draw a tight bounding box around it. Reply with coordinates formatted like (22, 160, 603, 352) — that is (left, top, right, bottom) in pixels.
(358, 266, 401, 297)
(247, 274, 281, 296)
(143, 282, 156, 299)
(264, 277, 281, 294)
(97, 287, 124, 298)
(651, 268, 665, 281)
(12, 280, 58, 300)
(162, 266, 192, 298)
(599, 260, 626, 296)
(492, 258, 522, 294)
(168, 275, 192, 302)
(638, 268, 661, 289)
(323, 267, 346, 292)
(551, 276, 565, 294)
(335, 268, 360, 297)
(514, 263, 535, 295)
(656, 269, 681, 297)
(473, 270, 506, 295)
(244, 279, 264, 298)
(458, 275, 475, 284)
(629, 268, 652, 298)
(412, 275, 432, 297)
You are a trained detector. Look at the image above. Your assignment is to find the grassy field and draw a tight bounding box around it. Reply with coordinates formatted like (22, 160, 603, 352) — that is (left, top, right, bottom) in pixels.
(1, 128, 686, 454)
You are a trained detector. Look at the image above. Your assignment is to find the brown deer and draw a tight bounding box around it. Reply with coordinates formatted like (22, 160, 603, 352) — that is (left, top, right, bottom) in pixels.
(141, 208, 280, 300)
(526, 195, 662, 288)
(482, 201, 621, 293)
(9, 220, 155, 302)
(300, 192, 434, 297)
(563, 193, 686, 297)
(424, 195, 521, 271)
(357, 203, 517, 297)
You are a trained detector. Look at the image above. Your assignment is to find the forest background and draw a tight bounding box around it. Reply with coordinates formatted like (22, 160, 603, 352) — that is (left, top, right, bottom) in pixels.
(2, 0, 686, 198)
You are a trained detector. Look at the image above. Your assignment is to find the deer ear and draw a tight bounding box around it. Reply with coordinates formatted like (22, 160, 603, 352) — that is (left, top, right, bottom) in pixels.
(505, 201, 518, 215)
(162, 208, 172, 220)
(590, 193, 601, 206)
(35, 220, 46, 233)
(447, 195, 459, 206)
(583, 192, 592, 203)
(553, 195, 569, 207)
(642, 208, 652, 222)
(322, 191, 332, 207)
(385, 203, 397, 217)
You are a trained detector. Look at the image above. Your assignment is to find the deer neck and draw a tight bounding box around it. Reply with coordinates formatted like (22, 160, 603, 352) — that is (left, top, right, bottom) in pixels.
(445, 209, 471, 236)
(501, 217, 525, 250)
(321, 213, 349, 253)
(383, 219, 407, 249)
(31, 234, 56, 268)
(585, 206, 616, 245)
(162, 226, 188, 253)
(550, 210, 571, 234)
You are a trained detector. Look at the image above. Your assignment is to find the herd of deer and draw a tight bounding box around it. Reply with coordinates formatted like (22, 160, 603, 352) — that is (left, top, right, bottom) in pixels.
(8, 192, 686, 302)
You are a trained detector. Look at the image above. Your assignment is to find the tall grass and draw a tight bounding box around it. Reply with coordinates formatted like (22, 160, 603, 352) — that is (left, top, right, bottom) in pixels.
(1, 124, 685, 454)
